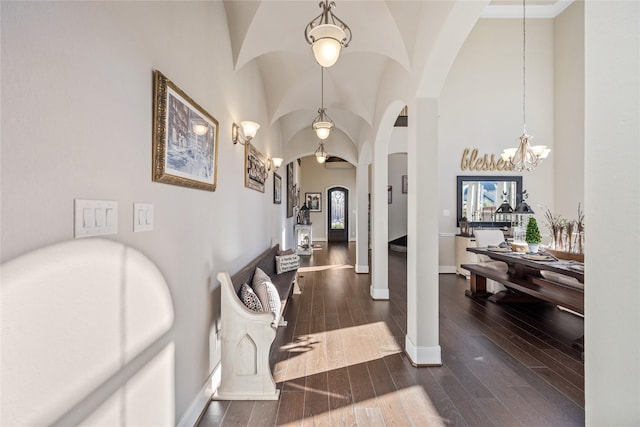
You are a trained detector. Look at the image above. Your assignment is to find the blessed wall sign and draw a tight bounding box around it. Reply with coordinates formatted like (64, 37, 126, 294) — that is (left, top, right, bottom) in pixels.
(460, 148, 514, 171)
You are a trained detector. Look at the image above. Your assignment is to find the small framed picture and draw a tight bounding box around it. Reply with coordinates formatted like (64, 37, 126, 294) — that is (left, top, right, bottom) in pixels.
(388, 185, 392, 204)
(305, 192, 322, 212)
(244, 143, 268, 193)
(273, 173, 282, 204)
(402, 175, 408, 194)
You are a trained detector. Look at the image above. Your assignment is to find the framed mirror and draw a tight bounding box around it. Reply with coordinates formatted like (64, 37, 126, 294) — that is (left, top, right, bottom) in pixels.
(456, 175, 522, 227)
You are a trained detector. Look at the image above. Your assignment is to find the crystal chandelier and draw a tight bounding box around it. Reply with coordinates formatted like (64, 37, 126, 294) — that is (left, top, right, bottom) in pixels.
(315, 141, 328, 164)
(312, 67, 334, 140)
(304, 0, 352, 68)
(501, 0, 550, 171)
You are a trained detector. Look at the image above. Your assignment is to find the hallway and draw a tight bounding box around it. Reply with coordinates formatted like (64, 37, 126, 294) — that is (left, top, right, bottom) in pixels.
(198, 243, 584, 426)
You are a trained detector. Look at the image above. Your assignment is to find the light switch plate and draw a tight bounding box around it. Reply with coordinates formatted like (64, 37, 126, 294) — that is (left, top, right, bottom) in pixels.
(74, 199, 118, 238)
(134, 203, 154, 232)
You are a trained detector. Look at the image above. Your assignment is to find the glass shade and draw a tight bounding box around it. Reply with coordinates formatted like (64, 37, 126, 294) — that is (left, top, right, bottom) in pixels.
(313, 121, 332, 140)
(309, 24, 345, 67)
(272, 157, 283, 170)
(240, 121, 260, 139)
(531, 145, 548, 156)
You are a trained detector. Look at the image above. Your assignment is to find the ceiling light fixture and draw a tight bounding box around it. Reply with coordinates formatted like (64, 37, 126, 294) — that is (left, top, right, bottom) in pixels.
(501, 0, 550, 171)
(304, 0, 352, 68)
(312, 68, 334, 140)
(315, 141, 328, 164)
(232, 121, 260, 145)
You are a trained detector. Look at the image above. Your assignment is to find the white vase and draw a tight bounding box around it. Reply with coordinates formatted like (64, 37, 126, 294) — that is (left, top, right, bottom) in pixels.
(528, 243, 540, 253)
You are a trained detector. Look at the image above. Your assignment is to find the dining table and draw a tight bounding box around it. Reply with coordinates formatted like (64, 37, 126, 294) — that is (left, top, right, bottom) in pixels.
(462, 246, 585, 351)
(463, 246, 584, 311)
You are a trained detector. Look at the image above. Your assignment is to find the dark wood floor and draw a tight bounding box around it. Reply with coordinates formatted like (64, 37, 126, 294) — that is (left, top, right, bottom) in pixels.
(197, 243, 584, 426)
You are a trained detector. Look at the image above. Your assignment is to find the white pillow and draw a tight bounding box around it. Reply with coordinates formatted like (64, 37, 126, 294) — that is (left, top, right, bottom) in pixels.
(252, 267, 282, 321)
(275, 254, 299, 274)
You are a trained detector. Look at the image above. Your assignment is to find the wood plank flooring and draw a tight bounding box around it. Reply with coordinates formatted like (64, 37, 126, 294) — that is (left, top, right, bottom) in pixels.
(197, 243, 584, 426)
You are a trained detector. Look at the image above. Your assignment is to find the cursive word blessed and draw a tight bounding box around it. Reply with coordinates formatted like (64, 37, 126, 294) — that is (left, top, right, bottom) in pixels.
(460, 148, 514, 171)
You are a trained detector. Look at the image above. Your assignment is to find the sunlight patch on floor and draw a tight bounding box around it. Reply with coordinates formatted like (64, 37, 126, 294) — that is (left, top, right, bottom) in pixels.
(275, 321, 402, 382)
(297, 264, 354, 273)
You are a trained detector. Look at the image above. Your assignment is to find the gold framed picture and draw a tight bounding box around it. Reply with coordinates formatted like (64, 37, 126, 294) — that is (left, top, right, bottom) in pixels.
(152, 70, 219, 191)
(245, 143, 268, 192)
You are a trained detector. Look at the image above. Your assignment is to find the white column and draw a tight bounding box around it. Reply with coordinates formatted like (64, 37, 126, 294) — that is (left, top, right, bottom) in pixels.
(405, 98, 441, 366)
(370, 133, 389, 300)
(585, 2, 640, 424)
(355, 163, 370, 273)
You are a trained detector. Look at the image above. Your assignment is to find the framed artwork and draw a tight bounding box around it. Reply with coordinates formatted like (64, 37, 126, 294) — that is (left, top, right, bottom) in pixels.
(273, 173, 282, 204)
(286, 162, 294, 218)
(305, 192, 321, 212)
(402, 175, 408, 194)
(152, 70, 219, 191)
(388, 185, 392, 204)
(245, 143, 269, 192)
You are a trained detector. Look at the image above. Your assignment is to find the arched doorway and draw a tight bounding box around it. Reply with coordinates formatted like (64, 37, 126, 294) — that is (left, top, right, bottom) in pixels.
(327, 187, 349, 242)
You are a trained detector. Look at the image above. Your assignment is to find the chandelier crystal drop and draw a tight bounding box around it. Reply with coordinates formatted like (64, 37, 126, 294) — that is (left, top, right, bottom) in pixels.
(502, 0, 550, 171)
(304, 0, 352, 68)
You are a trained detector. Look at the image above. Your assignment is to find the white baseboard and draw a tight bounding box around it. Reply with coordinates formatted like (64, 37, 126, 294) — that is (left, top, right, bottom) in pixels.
(312, 237, 328, 242)
(355, 264, 369, 274)
(404, 336, 442, 366)
(177, 363, 220, 427)
(370, 285, 389, 300)
(439, 265, 456, 274)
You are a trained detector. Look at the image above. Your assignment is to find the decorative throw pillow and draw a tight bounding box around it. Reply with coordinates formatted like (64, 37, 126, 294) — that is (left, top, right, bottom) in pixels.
(239, 283, 263, 312)
(277, 248, 295, 256)
(252, 267, 282, 321)
(275, 254, 299, 274)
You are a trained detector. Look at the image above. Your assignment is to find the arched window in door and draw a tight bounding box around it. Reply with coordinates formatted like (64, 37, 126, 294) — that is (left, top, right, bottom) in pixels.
(328, 187, 348, 242)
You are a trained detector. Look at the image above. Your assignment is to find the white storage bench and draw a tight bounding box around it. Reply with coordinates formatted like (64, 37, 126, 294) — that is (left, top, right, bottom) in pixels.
(214, 244, 298, 400)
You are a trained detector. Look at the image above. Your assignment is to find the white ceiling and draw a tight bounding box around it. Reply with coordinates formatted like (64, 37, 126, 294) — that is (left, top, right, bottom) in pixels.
(223, 0, 570, 163)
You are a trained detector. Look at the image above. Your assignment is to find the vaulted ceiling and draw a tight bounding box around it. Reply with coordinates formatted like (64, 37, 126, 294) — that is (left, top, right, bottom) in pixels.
(222, 0, 570, 164)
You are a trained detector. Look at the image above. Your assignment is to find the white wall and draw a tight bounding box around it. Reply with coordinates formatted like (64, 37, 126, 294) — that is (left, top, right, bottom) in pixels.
(584, 1, 640, 424)
(388, 153, 408, 242)
(298, 157, 356, 242)
(438, 18, 556, 268)
(1, 2, 284, 423)
(554, 1, 585, 219)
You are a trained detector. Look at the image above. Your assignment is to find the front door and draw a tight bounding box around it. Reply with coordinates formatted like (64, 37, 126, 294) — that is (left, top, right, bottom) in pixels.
(328, 187, 348, 242)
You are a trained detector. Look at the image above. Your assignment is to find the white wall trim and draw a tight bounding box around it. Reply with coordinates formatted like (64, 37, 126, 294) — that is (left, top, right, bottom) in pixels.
(313, 237, 328, 242)
(439, 265, 456, 274)
(370, 285, 389, 300)
(177, 364, 220, 427)
(481, 1, 574, 19)
(404, 336, 442, 366)
(439, 232, 456, 237)
(355, 265, 369, 274)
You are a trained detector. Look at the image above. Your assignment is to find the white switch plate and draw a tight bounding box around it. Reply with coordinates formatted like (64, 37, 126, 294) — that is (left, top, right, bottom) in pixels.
(74, 199, 118, 238)
(443, 209, 450, 217)
(134, 203, 154, 232)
